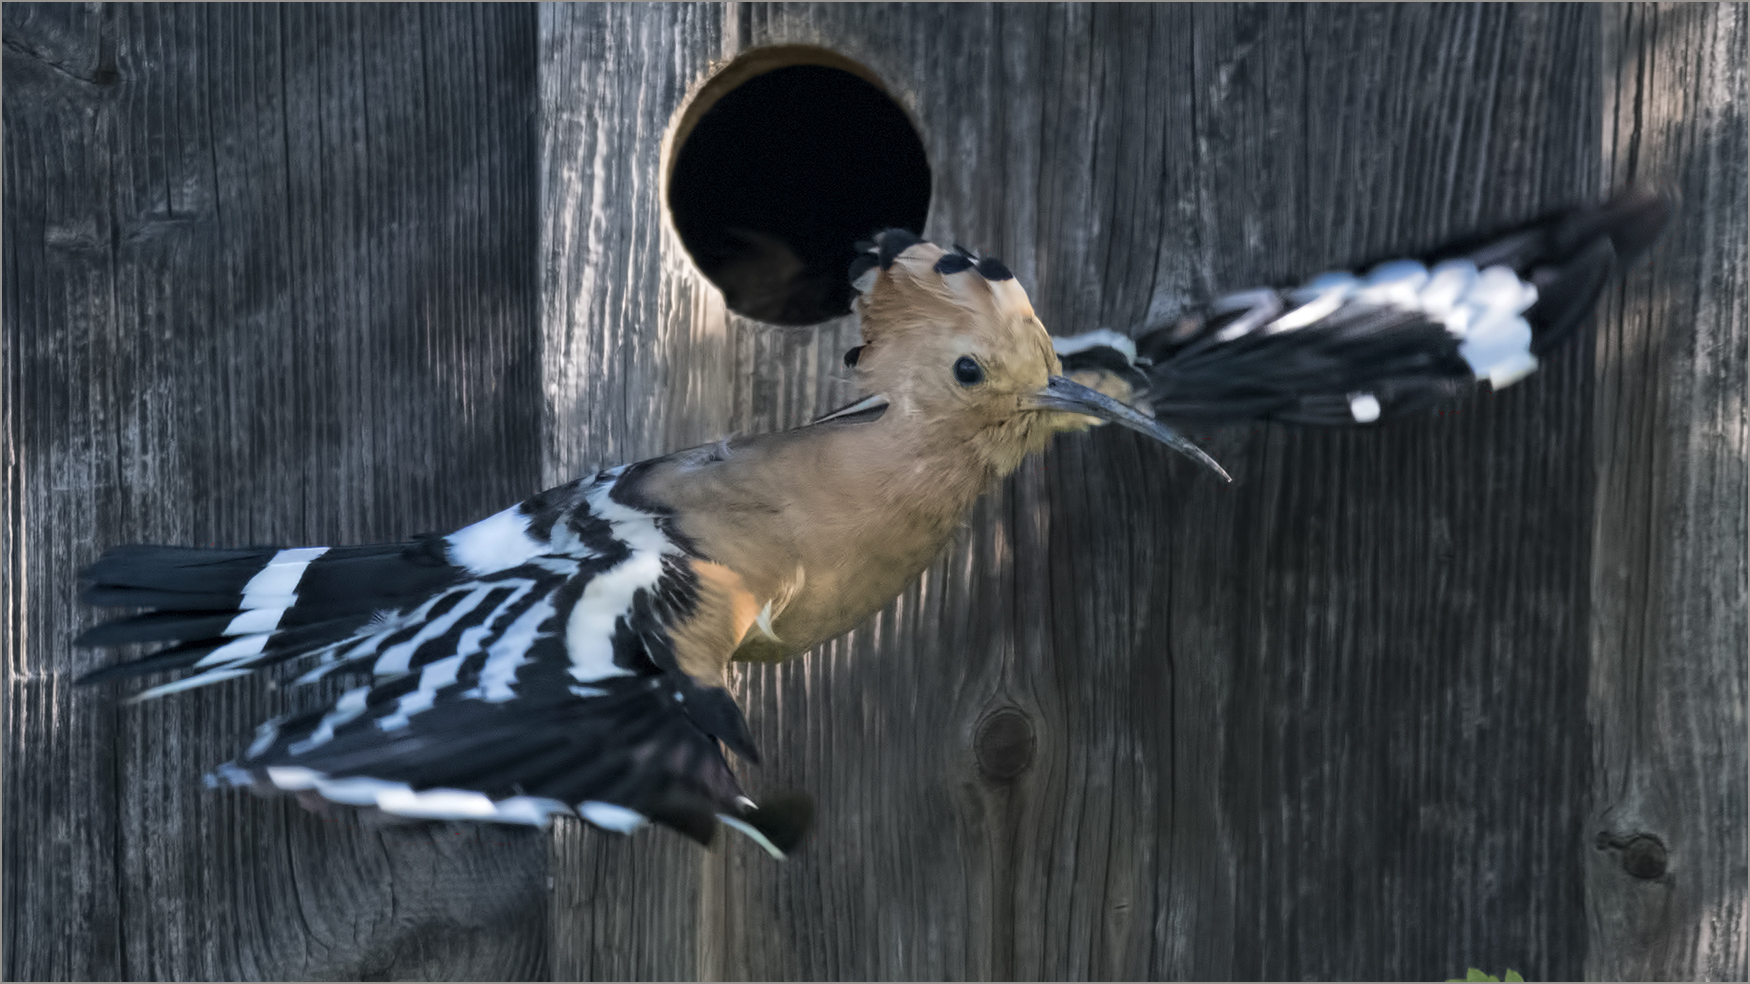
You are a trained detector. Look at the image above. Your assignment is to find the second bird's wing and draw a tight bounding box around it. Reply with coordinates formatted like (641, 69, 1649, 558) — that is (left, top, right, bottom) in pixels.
(78, 466, 808, 854)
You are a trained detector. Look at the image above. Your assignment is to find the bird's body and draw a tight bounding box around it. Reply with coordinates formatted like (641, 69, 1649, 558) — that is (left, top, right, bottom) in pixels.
(643, 410, 992, 666)
(77, 194, 1670, 855)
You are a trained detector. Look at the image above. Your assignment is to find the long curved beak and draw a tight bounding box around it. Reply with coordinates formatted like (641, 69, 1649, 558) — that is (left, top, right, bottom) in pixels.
(1028, 375, 1231, 482)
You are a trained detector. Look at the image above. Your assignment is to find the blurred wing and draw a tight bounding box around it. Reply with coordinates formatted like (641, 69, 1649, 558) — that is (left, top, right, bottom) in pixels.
(80, 466, 808, 854)
(1054, 190, 1671, 426)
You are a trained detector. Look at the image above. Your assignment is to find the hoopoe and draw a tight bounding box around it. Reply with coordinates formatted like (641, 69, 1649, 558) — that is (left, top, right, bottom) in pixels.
(78, 191, 1669, 857)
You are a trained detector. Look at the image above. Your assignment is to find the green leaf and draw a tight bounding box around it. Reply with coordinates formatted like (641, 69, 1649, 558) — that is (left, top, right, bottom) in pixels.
(1504, 973, 1524, 982)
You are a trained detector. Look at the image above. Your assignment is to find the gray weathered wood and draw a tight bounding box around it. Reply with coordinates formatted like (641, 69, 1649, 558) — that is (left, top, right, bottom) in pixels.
(713, 5, 1599, 980)
(535, 4, 1745, 981)
(3, 4, 549, 979)
(7, 3, 1742, 980)
(1589, 4, 1748, 980)
(538, 5, 733, 980)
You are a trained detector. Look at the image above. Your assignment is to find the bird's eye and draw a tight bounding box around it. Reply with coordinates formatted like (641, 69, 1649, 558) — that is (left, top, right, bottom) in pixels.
(843, 345, 864, 368)
(953, 355, 985, 387)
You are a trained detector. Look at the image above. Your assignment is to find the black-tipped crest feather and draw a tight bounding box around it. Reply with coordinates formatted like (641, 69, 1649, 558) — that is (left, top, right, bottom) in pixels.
(874, 227, 922, 269)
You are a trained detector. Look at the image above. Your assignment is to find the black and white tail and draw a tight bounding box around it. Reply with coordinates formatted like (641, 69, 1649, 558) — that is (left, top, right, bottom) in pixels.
(77, 469, 811, 855)
(78, 541, 457, 698)
(1053, 190, 1672, 426)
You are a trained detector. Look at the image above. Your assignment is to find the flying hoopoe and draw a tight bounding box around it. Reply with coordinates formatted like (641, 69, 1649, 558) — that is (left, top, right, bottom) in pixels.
(77, 191, 1669, 857)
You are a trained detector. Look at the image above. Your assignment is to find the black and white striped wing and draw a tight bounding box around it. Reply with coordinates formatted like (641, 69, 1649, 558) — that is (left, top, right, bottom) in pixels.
(1053, 190, 1670, 426)
(79, 467, 806, 854)
(1135, 266, 1508, 425)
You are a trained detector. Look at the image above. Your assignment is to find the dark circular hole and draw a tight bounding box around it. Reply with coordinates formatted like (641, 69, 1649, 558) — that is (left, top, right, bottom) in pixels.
(668, 57, 932, 326)
(1620, 835, 1670, 880)
(974, 707, 1036, 782)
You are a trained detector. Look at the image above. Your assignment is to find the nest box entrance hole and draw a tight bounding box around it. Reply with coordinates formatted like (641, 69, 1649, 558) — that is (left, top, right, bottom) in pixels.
(667, 47, 932, 327)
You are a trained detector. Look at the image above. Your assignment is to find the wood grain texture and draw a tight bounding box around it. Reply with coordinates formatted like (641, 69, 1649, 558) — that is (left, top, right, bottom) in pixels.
(8, 3, 1739, 980)
(532, 4, 1737, 981)
(715, 6, 1599, 981)
(537, 5, 738, 981)
(3, 4, 548, 980)
(1590, 4, 1748, 980)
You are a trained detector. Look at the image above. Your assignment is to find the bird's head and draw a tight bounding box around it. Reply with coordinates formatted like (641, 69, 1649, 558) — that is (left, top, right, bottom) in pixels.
(846, 230, 1229, 481)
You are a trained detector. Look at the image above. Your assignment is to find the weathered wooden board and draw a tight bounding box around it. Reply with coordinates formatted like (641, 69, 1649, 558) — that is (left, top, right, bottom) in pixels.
(537, 3, 1744, 981)
(7, 2, 1742, 981)
(1589, 4, 1748, 981)
(721, 6, 1598, 980)
(539, 6, 732, 980)
(3, 4, 550, 980)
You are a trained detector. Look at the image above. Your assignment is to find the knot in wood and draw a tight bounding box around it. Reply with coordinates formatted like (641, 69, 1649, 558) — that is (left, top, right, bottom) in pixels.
(1620, 834, 1669, 880)
(974, 707, 1035, 782)
(1598, 831, 1670, 880)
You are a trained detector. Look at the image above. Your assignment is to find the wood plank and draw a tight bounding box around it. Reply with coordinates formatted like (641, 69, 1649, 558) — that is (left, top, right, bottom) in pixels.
(3, 5, 549, 979)
(537, 5, 732, 980)
(9, 2, 1734, 979)
(534, 3, 1642, 979)
(1589, 4, 1749, 980)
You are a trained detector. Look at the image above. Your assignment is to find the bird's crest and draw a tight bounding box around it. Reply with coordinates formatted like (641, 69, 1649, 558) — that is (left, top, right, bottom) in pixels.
(848, 229, 1038, 345)
(843, 229, 1059, 420)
